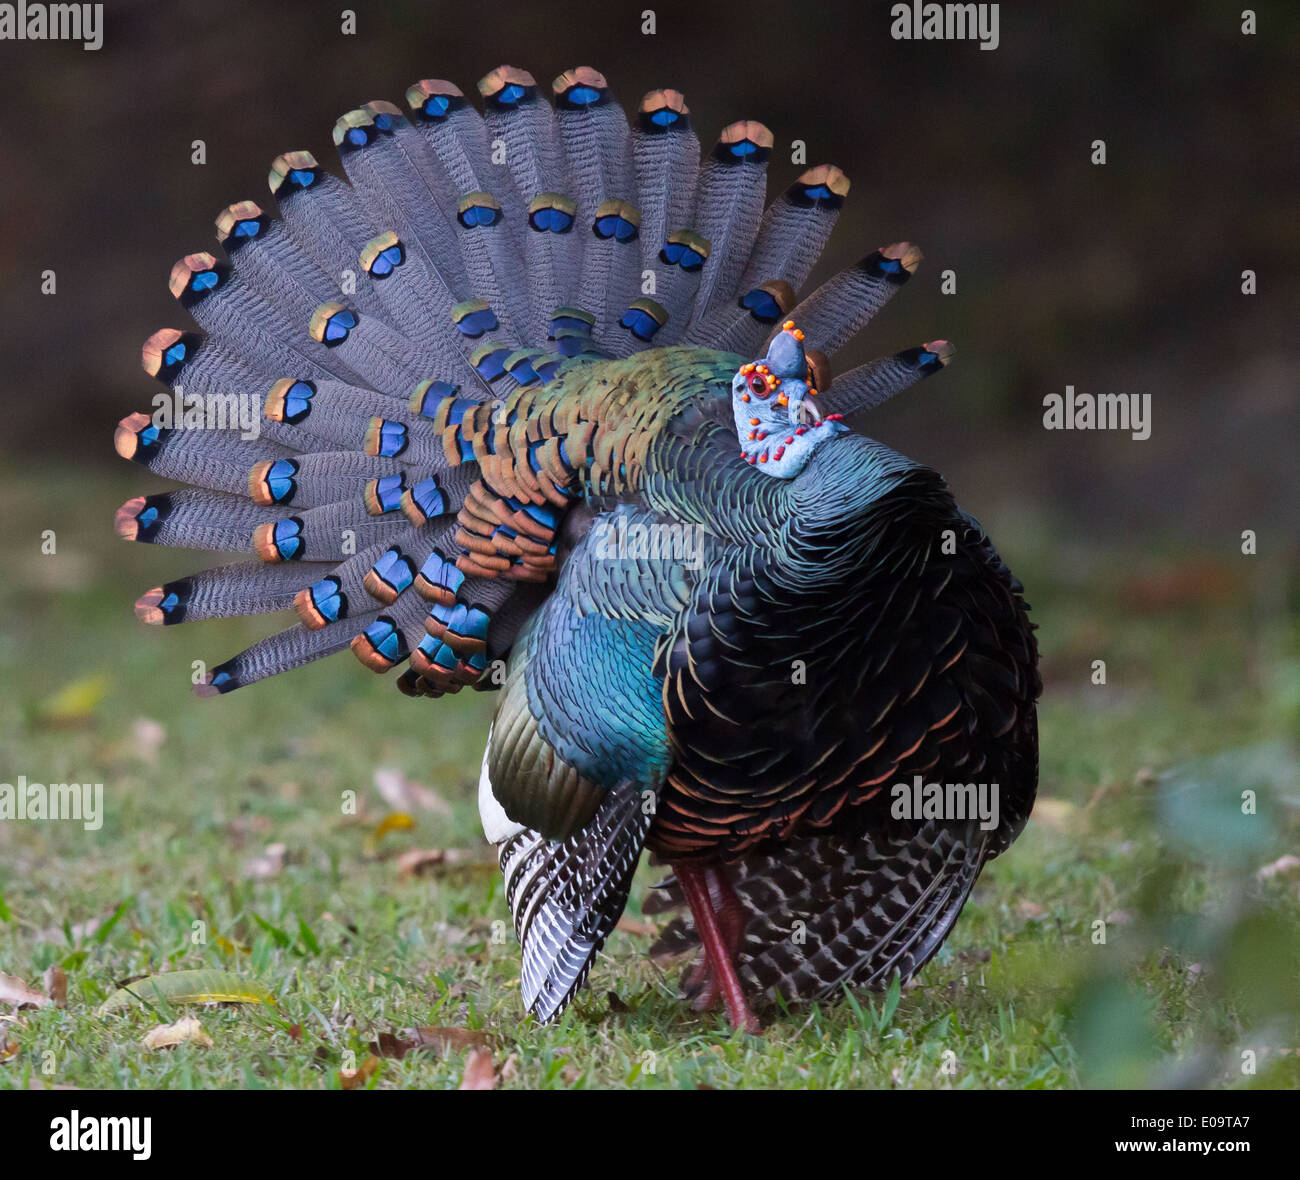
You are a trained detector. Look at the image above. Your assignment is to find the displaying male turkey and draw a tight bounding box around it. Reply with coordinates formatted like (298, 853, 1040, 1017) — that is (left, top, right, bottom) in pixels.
(114, 64, 1040, 1033)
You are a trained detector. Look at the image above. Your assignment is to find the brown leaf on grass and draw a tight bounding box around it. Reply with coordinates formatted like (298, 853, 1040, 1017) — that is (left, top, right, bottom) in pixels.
(1015, 900, 1047, 921)
(614, 915, 659, 937)
(243, 842, 288, 879)
(459, 1047, 495, 1090)
(286, 1023, 303, 1042)
(373, 766, 452, 816)
(142, 1015, 214, 1051)
(1256, 854, 1300, 882)
(371, 1026, 492, 1059)
(1, 1039, 19, 1061)
(606, 991, 631, 1013)
(42, 966, 67, 1008)
(339, 1055, 381, 1090)
(396, 848, 486, 877)
(129, 717, 166, 762)
(0, 973, 51, 1009)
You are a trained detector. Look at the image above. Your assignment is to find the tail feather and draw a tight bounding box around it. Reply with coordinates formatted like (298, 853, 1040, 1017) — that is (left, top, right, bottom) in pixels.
(824, 343, 954, 417)
(631, 89, 700, 281)
(215, 201, 342, 329)
(115, 489, 289, 553)
(268, 152, 393, 320)
(552, 71, 643, 353)
(453, 193, 534, 343)
(479, 67, 568, 200)
(167, 252, 351, 384)
(406, 80, 497, 198)
(194, 607, 385, 695)
(706, 166, 851, 357)
(740, 166, 851, 296)
(332, 104, 470, 298)
(765, 243, 922, 357)
(687, 121, 773, 326)
(135, 562, 316, 627)
(114, 411, 295, 494)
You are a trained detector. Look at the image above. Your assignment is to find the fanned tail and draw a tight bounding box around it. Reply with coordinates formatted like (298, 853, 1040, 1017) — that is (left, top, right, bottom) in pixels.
(115, 63, 951, 703)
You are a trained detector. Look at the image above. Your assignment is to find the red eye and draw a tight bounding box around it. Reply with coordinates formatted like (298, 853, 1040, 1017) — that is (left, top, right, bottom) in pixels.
(746, 372, 769, 397)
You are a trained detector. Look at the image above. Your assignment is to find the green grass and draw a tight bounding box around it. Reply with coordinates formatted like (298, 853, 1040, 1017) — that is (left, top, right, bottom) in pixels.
(1, 468, 1297, 1089)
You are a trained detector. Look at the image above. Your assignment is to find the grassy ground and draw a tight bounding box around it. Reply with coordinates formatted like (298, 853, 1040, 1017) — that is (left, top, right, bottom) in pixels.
(1, 468, 1297, 1090)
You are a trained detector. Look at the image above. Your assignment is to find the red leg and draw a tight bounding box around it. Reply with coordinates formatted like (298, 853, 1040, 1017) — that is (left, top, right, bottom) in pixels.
(705, 865, 748, 956)
(674, 862, 761, 1034)
(684, 866, 749, 1011)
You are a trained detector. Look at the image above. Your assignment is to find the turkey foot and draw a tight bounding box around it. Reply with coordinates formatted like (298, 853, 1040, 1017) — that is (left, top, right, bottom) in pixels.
(673, 862, 761, 1034)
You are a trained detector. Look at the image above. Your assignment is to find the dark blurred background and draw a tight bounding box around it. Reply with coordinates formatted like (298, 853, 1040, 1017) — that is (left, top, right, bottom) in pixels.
(0, 0, 1296, 543)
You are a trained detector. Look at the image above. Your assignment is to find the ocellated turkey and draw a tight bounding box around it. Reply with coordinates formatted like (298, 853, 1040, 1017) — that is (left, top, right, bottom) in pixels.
(114, 65, 1040, 1033)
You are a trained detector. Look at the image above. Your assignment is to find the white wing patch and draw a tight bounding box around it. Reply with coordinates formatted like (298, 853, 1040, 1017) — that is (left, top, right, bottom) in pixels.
(477, 724, 525, 844)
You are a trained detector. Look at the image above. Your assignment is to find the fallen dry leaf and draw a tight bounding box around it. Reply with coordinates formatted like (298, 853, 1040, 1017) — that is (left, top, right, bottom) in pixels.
(459, 1047, 495, 1090)
(373, 766, 451, 816)
(615, 915, 659, 937)
(42, 966, 67, 1009)
(371, 1026, 492, 1059)
(129, 717, 166, 762)
(0, 973, 51, 1009)
(243, 842, 288, 879)
(1015, 900, 1047, 920)
(339, 1055, 381, 1089)
(142, 1015, 214, 1051)
(1, 1040, 19, 1061)
(396, 848, 484, 877)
